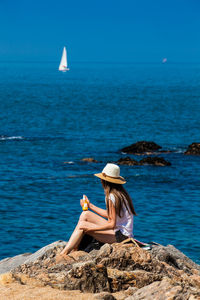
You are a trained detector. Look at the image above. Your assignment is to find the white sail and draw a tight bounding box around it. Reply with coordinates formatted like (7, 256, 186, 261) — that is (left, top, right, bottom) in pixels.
(59, 47, 69, 71)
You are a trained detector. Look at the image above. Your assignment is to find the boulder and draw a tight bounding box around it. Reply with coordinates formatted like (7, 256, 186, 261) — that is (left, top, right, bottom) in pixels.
(120, 141, 162, 155)
(150, 244, 200, 273)
(125, 277, 183, 300)
(116, 156, 171, 167)
(139, 156, 171, 166)
(60, 261, 110, 292)
(0, 241, 67, 274)
(0, 253, 32, 275)
(81, 158, 99, 163)
(184, 143, 200, 155)
(0, 240, 199, 299)
(116, 157, 139, 166)
(12, 258, 110, 293)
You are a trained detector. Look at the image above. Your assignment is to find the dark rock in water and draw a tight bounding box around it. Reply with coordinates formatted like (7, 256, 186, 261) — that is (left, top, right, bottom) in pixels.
(81, 157, 99, 163)
(116, 156, 171, 167)
(139, 156, 171, 166)
(184, 143, 200, 155)
(116, 157, 139, 166)
(120, 141, 162, 154)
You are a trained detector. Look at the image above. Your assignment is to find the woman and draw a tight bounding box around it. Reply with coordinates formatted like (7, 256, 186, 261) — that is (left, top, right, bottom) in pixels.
(58, 163, 136, 260)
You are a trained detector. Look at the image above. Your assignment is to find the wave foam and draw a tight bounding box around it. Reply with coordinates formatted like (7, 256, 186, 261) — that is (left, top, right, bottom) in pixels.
(0, 136, 23, 141)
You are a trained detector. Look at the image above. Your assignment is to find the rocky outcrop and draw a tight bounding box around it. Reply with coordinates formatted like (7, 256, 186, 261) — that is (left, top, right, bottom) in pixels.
(81, 158, 99, 163)
(116, 156, 171, 167)
(150, 244, 200, 273)
(125, 278, 184, 300)
(0, 253, 32, 275)
(120, 141, 162, 155)
(116, 157, 139, 166)
(139, 156, 171, 166)
(184, 143, 200, 155)
(0, 241, 67, 275)
(80, 156, 171, 167)
(1, 240, 199, 299)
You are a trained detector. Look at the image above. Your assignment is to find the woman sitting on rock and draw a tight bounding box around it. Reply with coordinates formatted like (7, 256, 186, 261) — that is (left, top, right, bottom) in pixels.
(58, 163, 136, 260)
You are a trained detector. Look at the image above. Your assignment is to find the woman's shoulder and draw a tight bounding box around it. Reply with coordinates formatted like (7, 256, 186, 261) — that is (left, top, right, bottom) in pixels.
(109, 193, 116, 203)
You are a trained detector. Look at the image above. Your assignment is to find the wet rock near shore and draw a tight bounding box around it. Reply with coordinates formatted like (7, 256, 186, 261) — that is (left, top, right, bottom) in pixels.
(1, 240, 200, 299)
(116, 156, 171, 167)
(116, 157, 140, 166)
(81, 158, 100, 163)
(120, 141, 162, 155)
(184, 143, 200, 155)
(139, 156, 171, 166)
(80, 156, 172, 167)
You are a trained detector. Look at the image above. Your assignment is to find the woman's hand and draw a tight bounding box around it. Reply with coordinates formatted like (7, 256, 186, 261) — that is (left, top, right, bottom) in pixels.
(80, 194, 90, 208)
(79, 224, 93, 233)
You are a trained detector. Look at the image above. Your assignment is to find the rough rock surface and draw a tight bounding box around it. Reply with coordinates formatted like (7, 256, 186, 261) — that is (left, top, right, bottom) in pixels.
(81, 158, 99, 163)
(184, 143, 200, 155)
(125, 277, 183, 300)
(139, 156, 171, 166)
(0, 241, 200, 299)
(116, 156, 171, 166)
(0, 253, 32, 275)
(0, 241, 67, 275)
(120, 141, 162, 154)
(150, 244, 200, 272)
(116, 157, 139, 166)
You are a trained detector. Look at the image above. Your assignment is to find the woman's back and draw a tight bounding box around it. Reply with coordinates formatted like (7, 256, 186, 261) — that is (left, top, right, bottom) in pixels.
(109, 193, 134, 237)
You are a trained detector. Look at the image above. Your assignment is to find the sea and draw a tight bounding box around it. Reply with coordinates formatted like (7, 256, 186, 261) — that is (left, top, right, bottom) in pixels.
(0, 61, 199, 264)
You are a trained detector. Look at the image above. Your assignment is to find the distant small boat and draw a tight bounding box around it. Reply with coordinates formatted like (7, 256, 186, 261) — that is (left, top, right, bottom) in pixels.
(59, 47, 70, 71)
(162, 58, 167, 64)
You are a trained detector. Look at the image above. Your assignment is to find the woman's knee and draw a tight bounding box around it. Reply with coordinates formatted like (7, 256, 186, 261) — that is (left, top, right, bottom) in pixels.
(77, 220, 87, 230)
(79, 210, 91, 222)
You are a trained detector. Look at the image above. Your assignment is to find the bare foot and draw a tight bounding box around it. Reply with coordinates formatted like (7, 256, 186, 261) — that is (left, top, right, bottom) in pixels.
(55, 253, 74, 264)
(55, 253, 63, 264)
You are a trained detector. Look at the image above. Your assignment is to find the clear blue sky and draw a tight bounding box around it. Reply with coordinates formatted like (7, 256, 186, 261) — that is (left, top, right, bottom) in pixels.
(0, 0, 200, 62)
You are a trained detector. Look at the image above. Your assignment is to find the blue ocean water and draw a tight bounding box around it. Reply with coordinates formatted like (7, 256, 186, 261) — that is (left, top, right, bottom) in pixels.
(0, 61, 199, 264)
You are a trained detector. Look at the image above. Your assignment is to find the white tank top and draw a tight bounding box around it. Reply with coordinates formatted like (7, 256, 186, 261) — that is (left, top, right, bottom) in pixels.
(107, 193, 134, 237)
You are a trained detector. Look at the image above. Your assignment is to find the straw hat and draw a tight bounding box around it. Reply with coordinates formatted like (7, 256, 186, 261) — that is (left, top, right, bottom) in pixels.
(94, 163, 126, 184)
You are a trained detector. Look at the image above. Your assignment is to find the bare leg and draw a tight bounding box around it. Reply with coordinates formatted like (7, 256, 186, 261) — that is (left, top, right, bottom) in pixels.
(60, 210, 116, 255)
(62, 228, 84, 254)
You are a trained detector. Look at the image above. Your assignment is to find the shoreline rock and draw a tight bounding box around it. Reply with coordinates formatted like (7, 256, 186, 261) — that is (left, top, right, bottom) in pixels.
(139, 156, 171, 166)
(116, 156, 171, 167)
(184, 143, 200, 155)
(116, 157, 139, 166)
(0, 241, 67, 275)
(81, 158, 100, 163)
(120, 141, 162, 155)
(0, 240, 199, 299)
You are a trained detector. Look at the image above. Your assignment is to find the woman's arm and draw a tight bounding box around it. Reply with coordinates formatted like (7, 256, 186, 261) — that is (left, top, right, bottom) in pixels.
(89, 202, 108, 218)
(81, 195, 108, 218)
(80, 200, 116, 232)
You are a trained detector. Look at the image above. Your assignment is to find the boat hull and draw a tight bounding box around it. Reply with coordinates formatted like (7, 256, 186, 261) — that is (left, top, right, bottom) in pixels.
(59, 67, 70, 72)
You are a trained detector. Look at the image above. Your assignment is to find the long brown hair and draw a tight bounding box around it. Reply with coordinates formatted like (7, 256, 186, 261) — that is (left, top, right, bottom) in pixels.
(101, 179, 137, 218)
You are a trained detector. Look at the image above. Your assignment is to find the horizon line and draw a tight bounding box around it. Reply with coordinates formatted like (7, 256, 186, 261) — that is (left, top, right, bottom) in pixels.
(0, 60, 200, 65)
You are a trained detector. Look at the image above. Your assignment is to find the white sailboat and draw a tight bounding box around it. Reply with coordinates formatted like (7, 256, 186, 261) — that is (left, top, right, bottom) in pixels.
(59, 47, 69, 71)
